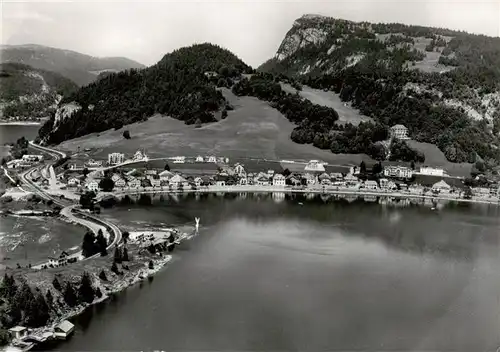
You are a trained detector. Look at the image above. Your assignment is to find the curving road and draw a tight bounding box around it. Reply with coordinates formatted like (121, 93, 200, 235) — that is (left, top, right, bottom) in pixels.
(20, 142, 122, 268)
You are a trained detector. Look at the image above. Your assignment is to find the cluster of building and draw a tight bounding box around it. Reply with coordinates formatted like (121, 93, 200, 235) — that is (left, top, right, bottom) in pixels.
(5, 154, 43, 169)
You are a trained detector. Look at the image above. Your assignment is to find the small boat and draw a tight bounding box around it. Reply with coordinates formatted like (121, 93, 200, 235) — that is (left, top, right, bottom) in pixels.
(298, 202, 303, 206)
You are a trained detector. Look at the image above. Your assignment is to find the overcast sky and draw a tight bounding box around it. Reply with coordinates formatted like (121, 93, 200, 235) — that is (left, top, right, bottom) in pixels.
(2, 0, 499, 67)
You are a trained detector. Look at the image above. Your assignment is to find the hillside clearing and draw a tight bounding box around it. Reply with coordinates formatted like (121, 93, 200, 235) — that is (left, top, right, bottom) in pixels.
(280, 83, 372, 125)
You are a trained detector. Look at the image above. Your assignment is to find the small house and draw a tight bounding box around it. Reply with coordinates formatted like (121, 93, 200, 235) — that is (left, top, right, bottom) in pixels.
(207, 156, 217, 163)
(54, 320, 75, 340)
(432, 180, 451, 193)
(239, 176, 248, 185)
(304, 173, 317, 186)
(85, 180, 99, 192)
(195, 155, 204, 162)
(173, 156, 185, 164)
(194, 177, 203, 187)
(149, 177, 161, 188)
(304, 160, 325, 173)
(287, 175, 302, 187)
(364, 180, 378, 190)
(111, 174, 121, 182)
(8, 326, 27, 340)
(159, 170, 173, 181)
(169, 174, 188, 188)
(233, 163, 246, 176)
(273, 174, 286, 187)
(330, 172, 344, 181)
(127, 178, 141, 189)
(67, 177, 80, 187)
(114, 178, 126, 188)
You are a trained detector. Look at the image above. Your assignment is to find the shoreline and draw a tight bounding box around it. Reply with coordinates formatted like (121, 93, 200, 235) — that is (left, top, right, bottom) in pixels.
(102, 186, 500, 206)
(0, 121, 42, 126)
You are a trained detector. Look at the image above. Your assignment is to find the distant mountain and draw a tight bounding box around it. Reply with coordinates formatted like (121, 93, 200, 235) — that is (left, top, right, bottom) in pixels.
(257, 14, 500, 165)
(0, 63, 78, 121)
(37, 43, 253, 144)
(0, 44, 145, 86)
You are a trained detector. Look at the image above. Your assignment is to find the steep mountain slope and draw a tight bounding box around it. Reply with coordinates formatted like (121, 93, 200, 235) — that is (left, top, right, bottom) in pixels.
(0, 44, 145, 86)
(0, 63, 78, 121)
(37, 43, 252, 144)
(259, 15, 500, 165)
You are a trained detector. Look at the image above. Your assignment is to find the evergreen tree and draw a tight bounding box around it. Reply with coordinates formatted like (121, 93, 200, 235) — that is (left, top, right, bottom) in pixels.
(63, 282, 78, 308)
(96, 231, 108, 256)
(359, 161, 367, 174)
(148, 261, 154, 270)
(45, 289, 53, 307)
(164, 163, 170, 171)
(78, 272, 95, 304)
(95, 287, 102, 299)
(98, 270, 107, 281)
(111, 262, 119, 275)
(52, 277, 62, 291)
(123, 130, 131, 139)
(113, 247, 122, 264)
(81, 231, 97, 258)
(122, 247, 129, 262)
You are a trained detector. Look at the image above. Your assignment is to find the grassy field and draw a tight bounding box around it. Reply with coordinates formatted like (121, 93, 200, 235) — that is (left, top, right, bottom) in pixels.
(56, 88, 370, 168)
(280, 83, 372, 125)
(408, 141, 472, 177)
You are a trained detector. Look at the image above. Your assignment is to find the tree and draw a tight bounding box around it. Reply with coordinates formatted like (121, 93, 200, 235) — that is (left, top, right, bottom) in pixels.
(82, 231, 97, 258)
(148, 260, 154, 270)
(78, 272, 95, 304)
(359, 161, 367, 174)
(95, 287, 102, 298)
(123, 130, 131, 139)
(122, 231, 130, 244)
(195, 118, 202, 128)
(221, 109, 228, 119)
(52, 277, 62, 291)
(122, 247, 129, 261)
(464, 186, 473, 199)
(113, 247, 122, 264)
(79, 191, 96, 210)
(164, 163, 170, 171)
(99, 177, 115, 192)
(372, 162, 383, 175)
(282, 168, 291, 177)
(82, 167, 89, 177)
(96, 230, 108, 256)
(111, 262, 119, 275)
(411, 161, 416, 170)
(45, 289, 53, 307)
(63, 282, 78, 308)
(98, 270, 107, 281)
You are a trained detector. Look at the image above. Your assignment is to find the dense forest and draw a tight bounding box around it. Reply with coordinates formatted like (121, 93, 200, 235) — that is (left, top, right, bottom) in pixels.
(38, 44, 252, 144)
(0, 63, 78, 120)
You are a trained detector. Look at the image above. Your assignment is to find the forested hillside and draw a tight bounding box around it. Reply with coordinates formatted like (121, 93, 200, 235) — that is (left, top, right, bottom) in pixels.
(0, 44, 145, 86)
(38, 43, 252, 144)
(259, 14, 500, 165)
(0, 63, 78, 121)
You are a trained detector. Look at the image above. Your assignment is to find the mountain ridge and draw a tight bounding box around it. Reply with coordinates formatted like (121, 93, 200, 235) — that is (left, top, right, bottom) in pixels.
(1, 44, 145, 86)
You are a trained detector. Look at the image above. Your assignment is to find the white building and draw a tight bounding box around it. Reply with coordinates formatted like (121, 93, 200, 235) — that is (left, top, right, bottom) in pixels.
(149, 178, 161, 187)
(115, 178, 126, 188)
(207, 156, 217, 163)
(169, 174, 188, 188)
(133, 150, 147, 161)
(390, 124, 409, 140)
(304, 160, 325, 173)
(67, 177, 80, 187)
(108, 153, 125, 165)
(304, 173, 317, 186)
(195, 156, 204, 162)
(85, 159, 102, 168)
(267, 169, 275, 178)
(432, 180, 451, 193)
(273, 174, 286, 187)
(379, 178, 396, 190)
(472, 187, 490, 197)
(194, 177, 203, 187)
(364, 180, 379, 190)
(419, 167, 445, 177)
(111, 173, 121, 182)
(22, 154, 43, 162)
(159, 170, 173, 181)
(239, 176, 248, 185)
(173, 156, 185, 164)
(85, 180, 99, 192)
(256, 175, 270, 186)
(233, 163, 246, 176)
(384, 166, 413, 179)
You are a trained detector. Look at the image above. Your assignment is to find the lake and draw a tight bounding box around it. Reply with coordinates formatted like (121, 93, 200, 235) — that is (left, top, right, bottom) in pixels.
(54, 194, 500, 351)
(0, 124, 40, 145)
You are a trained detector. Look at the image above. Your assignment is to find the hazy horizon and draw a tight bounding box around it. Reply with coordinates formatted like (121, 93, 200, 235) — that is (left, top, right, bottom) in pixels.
(2, 1, 500, 68)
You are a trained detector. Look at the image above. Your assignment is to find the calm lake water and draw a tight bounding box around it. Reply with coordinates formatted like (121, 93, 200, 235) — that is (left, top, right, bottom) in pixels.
(57, 194, 500, 351)
(0, 124, 40, 145)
